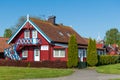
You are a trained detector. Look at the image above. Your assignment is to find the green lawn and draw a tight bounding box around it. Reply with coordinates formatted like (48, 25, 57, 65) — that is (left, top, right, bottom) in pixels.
(96, 63, 120, 80)
(96, 63, 120, 74)
(0, 66, 74, 80)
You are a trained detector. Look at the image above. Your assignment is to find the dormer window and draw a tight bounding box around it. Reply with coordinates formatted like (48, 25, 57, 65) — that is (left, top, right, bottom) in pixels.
(24, 30, 30, 38)
(66, 32, 71, 37)
(58, 31, 64, 36)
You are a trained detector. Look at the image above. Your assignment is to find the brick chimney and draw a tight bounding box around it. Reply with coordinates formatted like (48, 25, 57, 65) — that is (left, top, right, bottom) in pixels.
(48, 16, 56, 25)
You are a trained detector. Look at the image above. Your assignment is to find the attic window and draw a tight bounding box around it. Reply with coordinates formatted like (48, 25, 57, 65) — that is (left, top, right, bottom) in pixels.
(24, 30, 30, 38)
(58, 31, 64, 36)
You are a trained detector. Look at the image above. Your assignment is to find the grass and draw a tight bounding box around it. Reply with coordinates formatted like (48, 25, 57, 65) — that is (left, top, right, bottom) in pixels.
(96, 64, 120, 80)
(0, 66, 74, 80)
(96, 63, 120, 74)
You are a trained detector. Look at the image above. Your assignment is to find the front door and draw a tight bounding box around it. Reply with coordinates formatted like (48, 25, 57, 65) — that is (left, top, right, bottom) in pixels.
(34, 49, 40, 61)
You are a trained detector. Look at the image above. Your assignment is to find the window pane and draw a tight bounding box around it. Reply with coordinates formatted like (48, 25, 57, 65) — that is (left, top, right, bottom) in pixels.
(32, 30, 37, 38)
(53, 50, 59, 57)
(35, 49, 39, 56)
(24, 30, 30, 38)
(22, 50, 28, 58)
(60, 50, 65, 57)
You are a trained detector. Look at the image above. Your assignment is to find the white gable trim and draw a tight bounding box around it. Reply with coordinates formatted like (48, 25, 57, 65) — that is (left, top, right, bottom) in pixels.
(8, 20, 52, 44)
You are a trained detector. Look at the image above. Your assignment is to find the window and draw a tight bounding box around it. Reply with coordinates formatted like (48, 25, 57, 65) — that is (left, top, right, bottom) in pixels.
(58, 31, 64, 36)
(22, 50, 28, 58)
(32, 30, 37, 38)
(78, 49, 86, 62)
(53, 49, 65, 57)
(66, 32, 71, 37)
(98, 50, 104, 55)
(41, 45, 49, 50)
(24, 30, 30, 38)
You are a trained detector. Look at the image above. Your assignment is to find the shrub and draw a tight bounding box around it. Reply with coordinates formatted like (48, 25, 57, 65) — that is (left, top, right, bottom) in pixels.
(0, 60, 67, 68)
(87, 38, 98, 66)
(67, 34, 78, 68)
(99, 55, 120, 65)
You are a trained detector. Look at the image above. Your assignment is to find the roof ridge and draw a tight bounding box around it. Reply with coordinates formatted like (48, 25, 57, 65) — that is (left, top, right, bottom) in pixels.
(30, 17, 73, 28)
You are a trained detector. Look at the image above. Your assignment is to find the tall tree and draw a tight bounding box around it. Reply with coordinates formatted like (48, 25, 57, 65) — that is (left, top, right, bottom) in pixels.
(87, 38, 98, 66)
(4, 29, 12, 38)
(67, 34, 78, 68)
(105, 28, 120, 45)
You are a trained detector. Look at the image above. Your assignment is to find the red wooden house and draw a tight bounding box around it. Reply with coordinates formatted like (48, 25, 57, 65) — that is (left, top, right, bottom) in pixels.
(4, 15, 88, 62)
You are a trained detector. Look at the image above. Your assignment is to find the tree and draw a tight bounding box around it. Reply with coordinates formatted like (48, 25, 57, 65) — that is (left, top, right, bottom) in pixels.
(10, 16, 45, 33)
(3, 28, 12, 38)
(67, 34, 78, 68)
(87, 38, 98, 66)
(105, 28, 120, 45)
(11, 16, 26, 33)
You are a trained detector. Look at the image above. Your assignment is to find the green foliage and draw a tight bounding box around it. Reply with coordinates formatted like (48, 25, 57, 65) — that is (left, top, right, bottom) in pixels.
(67, 34, 78, 68)
(0, 67, 73, 80)
(96, 63, 120, 74)
(3, 28, 12, 38)
(87, 38, 98, 66)
(99, 55, 120, 65)
(105, 28, 120, 45)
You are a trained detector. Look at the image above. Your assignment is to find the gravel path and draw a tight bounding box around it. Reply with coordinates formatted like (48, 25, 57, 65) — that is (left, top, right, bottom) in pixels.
(21, 69, 120, 80)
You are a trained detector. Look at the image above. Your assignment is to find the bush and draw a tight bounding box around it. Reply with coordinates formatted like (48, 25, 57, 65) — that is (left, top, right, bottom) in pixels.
(99, 55, 120, 65)
(0, 60, 67, 68)
(67, 35, 78, 68)
(87, 38, 98, 66)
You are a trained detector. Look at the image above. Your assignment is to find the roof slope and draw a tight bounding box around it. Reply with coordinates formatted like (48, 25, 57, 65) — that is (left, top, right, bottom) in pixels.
(30, 18, 87, 45)
(0, 37, 10, 52)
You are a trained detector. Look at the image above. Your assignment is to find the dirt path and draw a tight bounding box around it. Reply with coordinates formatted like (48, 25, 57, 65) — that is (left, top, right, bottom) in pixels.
(21, 69, 120, 80)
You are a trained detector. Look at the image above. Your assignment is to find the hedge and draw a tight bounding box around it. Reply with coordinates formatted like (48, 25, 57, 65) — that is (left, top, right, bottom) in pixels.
(98, 55, 120, 65)
(0, 60, 67, 68)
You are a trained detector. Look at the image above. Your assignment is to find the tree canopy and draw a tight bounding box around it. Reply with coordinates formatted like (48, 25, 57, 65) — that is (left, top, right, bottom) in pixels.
(3, 28, 12, 38)
(105, 28, 120, 46)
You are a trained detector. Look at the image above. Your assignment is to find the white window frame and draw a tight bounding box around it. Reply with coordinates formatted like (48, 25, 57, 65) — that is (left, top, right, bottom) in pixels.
(32, 30, 37, 38)
(22, 50, 28, 58)
(53, 49, 65, 57)
(24, 30, 30, 38)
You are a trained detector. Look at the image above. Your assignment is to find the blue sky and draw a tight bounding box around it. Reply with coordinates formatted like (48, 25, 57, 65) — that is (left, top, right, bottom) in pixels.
(0, 0, 120, 39)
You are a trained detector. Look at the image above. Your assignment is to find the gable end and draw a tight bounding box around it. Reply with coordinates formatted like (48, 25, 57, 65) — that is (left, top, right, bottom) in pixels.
(7, 19, 52, 44)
